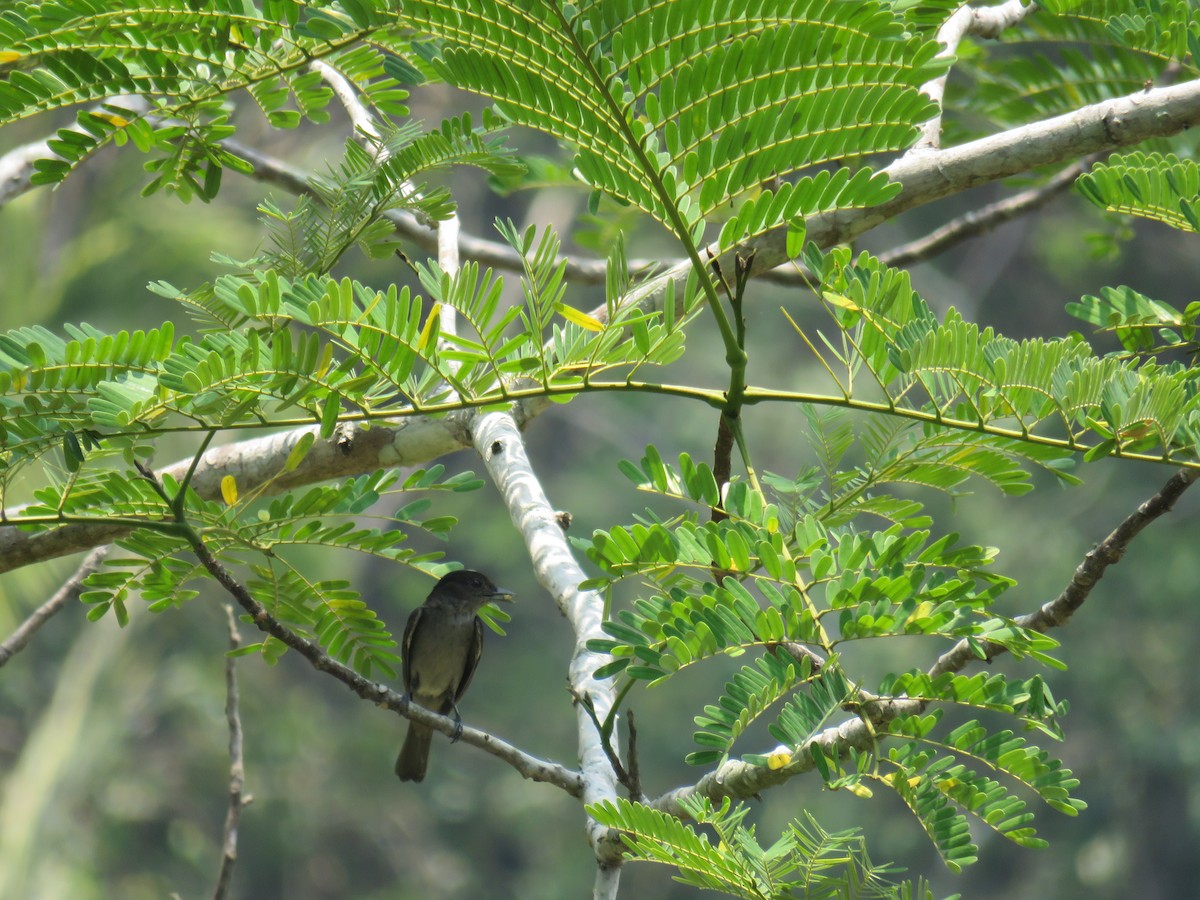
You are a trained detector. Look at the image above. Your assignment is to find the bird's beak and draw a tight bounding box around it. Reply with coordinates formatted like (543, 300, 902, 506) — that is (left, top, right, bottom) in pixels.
(489, 588, 515, 603)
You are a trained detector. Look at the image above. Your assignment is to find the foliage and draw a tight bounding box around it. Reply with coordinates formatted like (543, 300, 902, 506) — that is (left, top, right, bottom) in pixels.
(582, 448, 1077, 871)
(588, 796, 942, 899)
(1075, 151, 1200, 234)
(945, 0, 1200, 140)
(2, 0, 1200, 897)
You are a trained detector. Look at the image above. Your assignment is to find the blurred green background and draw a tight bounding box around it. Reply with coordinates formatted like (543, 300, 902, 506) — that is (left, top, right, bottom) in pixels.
(2, 83, 1199, 899)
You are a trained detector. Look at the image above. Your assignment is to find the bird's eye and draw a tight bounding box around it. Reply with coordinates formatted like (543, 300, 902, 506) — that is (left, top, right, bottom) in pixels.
(471, 577, 482, 588)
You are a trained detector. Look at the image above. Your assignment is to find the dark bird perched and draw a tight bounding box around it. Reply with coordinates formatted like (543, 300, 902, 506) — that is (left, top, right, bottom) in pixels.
(395, 570, 514, 782)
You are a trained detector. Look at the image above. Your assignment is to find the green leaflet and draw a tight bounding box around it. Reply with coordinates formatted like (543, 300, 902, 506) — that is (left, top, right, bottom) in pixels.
(1076, 151, 1200, 234)
(795, 246, 1200, 466)
(400, 0, 943, 241)
(587, 797, 932, 899)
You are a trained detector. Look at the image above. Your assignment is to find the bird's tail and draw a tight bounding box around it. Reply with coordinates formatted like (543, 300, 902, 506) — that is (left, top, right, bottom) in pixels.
(395, 723, 432, 782)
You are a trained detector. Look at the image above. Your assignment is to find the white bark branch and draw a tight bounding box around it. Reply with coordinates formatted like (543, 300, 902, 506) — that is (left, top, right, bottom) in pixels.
(470, 412, 626, 876)
(616, 77, 1200, 327)
(310, 59, 381, 143)
(913, 1, 1038, 152)
(0, 137, 51, 207)
(436, 211, 622, 882)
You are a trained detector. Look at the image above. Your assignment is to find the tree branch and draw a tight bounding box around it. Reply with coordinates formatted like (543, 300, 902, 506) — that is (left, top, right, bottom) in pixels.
(212, 604, 248, 900)
(469, 413, 626, 873)
(913, 1, 1038, 152)
(873, 159, 1087, 270)
(310, 59, 381, 143)
(936, 465, 1200, 671)
(615, 77, 1200, 332)
(0, 546, 109, 668)
(226, 134, 1083, 288)
(651, 466, 1198, 817)
(0, 137, 52, 208)
(434, 194, 624, 881)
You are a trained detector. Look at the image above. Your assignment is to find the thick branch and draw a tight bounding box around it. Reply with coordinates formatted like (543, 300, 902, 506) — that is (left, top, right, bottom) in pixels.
(469, 413, 625, 869)
(651, 466, 1198, 817)
(913, 1, 1037, 152)
(762, 159, 1089, 285)
(615, 77, 1200, 329)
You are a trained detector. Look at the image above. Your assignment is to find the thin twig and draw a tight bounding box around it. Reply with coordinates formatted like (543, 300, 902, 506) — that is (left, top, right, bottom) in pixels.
(229, 139, 1080, 287)
(195, 533, 582, 793)
(0, 546, 109, 668)
(626, 709, 643, 802)
(877, 161, 1089, 270)
(212, 604, 247, 900)
(222, 135, 1081, 288)
(932, 465, 1200, 674)
(574, 686, 633, 791)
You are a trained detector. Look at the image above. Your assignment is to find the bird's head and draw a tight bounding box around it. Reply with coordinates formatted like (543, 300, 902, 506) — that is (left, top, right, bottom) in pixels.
(430, 569, 515, 611)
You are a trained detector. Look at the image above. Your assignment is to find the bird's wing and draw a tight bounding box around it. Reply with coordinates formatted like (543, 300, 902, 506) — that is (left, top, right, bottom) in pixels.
(454, 616, 485, 704)
(402, 606, 423, 693)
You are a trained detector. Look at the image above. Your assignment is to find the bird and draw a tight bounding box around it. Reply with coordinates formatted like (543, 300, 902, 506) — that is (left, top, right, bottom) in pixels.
(395, 569, 514, 782)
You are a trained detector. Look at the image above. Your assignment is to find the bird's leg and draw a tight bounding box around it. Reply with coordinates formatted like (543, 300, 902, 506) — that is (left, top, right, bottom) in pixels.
(449, 704, 464, 743)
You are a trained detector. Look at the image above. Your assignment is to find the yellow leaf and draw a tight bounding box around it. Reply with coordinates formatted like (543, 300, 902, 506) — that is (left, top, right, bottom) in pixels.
(766, 751, 793, 770)
(821, 291, 859, 310)
(220, 474, 238, 506)
(93, 111, 129, 128)
(844, 781, 874, 799)
(315, 341, 334, 379)
(1118, 421, 1156, 441)
(936, 777, 962, 794)
(905, 600, 934, 627)
(556, 302, 604, 332)
(417, 303, 441, 352)
(0, 51, 21, 64)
